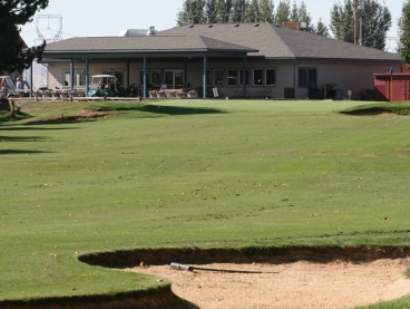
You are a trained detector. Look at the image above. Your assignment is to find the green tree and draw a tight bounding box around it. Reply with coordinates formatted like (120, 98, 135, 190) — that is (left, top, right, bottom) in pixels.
(400, 0, 410, 62)
(259, 0, 274, 23)
(330, 0, 391, 50)
(274, 0, 291, 25)
(330, 0, 354, 43)
(229, 0, 248, 22)
(246, 0, 260, 22)
(177, 0, 206, 26)
(290, 1, 298, 21)
(215, 0, 233, 23)
(315, 18, 330, 37)
(296, 1, 313, 32)
(205, 0, 217, 23)
(0, 0, 48, 73)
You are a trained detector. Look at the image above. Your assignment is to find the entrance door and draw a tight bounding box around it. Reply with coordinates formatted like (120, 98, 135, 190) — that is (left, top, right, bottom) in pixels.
(164, 70, 184, 89)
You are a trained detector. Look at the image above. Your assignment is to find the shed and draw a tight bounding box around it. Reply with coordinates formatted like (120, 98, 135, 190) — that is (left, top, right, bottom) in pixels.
(374, 73, 410, 102)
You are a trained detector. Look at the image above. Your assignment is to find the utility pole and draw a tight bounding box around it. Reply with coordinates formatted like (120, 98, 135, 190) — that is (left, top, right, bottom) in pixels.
(354, 0, 358, 45)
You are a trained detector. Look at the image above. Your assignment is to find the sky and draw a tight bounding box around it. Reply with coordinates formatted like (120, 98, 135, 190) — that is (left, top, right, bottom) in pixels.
(20, 0, 404, 53)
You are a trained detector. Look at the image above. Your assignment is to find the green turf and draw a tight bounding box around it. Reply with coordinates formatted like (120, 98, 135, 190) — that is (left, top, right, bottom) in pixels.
(0, 99, 409, 305)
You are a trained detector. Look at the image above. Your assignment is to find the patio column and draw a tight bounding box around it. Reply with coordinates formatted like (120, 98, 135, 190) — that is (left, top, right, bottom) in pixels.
(203, 56, 207, 99)
(143, 57, 147, 99)
(70, 59, 75, 90)
(126, 59, 130, 88)
(29, 60, 33, 98)
(85, 58, 89, 96)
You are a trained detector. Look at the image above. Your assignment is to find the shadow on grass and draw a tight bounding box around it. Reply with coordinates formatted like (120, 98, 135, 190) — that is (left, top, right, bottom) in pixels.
(0, 149, 50, 155)
(0, 288, 199, 309)
(95, 104, 226, 116)
(339, 103, 410, 116)
(0, 126, 80, 131)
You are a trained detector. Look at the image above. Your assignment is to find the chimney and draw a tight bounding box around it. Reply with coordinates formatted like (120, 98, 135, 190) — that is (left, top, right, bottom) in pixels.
(282, 21, 307, 30)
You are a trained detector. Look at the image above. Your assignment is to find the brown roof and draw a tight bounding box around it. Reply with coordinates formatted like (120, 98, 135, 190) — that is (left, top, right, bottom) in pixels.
(43, 23, 401, 63)
(160, 23, 401, 62)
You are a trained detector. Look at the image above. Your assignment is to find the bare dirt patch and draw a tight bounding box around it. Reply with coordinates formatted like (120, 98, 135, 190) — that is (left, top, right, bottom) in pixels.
(22, 109, 119, 124)
(124, 258, 410, 309)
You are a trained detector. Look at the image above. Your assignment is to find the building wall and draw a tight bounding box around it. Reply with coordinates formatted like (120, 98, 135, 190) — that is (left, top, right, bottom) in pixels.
(294, 61, 402, 100)
(47, 58, 401, 100)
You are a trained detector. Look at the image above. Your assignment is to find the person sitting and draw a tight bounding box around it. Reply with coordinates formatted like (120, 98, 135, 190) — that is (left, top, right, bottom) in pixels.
(16, 77, 23, 90)
(161, 81, 168, 89)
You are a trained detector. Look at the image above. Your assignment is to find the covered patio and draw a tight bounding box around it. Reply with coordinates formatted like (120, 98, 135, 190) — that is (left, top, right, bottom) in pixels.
(41, 35, 258, 98)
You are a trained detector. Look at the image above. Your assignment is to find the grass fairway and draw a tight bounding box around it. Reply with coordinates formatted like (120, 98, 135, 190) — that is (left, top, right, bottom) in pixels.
(0, 99, 409, 306)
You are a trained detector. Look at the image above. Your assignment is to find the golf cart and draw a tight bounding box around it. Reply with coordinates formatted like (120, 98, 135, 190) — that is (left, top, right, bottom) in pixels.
(87, 74, 119, 97)
(0, 76, 18, 98)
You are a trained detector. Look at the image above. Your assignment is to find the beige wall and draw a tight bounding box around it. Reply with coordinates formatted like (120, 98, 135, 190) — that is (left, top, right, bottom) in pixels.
(47, 58, 401, 100)
(294, 61, 401, 100)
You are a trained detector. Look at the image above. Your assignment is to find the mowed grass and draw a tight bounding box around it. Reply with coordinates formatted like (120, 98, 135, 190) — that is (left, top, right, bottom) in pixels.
(0, 99, 410, 305)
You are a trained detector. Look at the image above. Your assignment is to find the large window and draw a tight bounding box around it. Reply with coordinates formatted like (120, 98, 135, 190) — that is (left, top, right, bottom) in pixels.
(253, 69, 263, 86)
(298, 68, 317, 88)
(102, 68, 124, 85)
(63, 69, 85, 87)
(227, 69, 238, 86)
(213, 69, 224, 86)
(150, 69, 161, 87)
(265, 69, 276, 86)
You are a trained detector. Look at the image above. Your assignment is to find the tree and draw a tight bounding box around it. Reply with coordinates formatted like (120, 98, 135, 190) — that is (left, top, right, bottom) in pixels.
(259, 0, 274, 23)
(246, 0, 260, 22)
(0, 0, 48, 73)
(215, 0, 233, 23)
(315, 18, 330, 37)
(330, 0, 354, 43)
(400, 0, 410, 62)
(177, 0, 206, 26)
(274, 0, 291, 25)
(229, 0, 248, 22)
(205, 0, 217, 23)
(330, 0, 391, 50)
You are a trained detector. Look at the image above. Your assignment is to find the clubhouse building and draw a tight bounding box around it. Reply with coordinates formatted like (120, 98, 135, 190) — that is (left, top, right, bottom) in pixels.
(41, 22, 402, 100)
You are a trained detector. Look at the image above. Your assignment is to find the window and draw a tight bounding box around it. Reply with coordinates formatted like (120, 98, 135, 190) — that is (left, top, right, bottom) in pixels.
(164, 69, 184, 88)
(213, 69, 224, 86)
(239, 69, 249, 86)
(227, 69, 238, 86)
(298, 68, 317, 88)
(102, 68, 124, 85)
(150, 69, 161, 87)
(201, 69, 213, 86)
(265, 69, 276, 86)
(63, 69, 85, 87)
(253, 69, 263, 86)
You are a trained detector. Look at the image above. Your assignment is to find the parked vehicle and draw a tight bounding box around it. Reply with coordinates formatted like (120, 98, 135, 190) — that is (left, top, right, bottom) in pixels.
(87, 75, 119, 97)
(0, 76, 18, 98)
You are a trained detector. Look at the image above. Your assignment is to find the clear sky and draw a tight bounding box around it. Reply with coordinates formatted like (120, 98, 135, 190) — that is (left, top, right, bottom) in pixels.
(20, 0, 404, 51)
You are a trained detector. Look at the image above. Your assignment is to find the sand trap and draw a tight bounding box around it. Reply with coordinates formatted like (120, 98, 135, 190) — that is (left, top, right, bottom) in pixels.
(123, 258, 410, 309)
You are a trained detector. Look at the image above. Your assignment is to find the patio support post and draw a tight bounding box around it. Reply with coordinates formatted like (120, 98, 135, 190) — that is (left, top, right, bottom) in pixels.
(70, 59, 75, 90)
(29, 60, 33, 98)
(85, 58, 89, 96)
(126, 59, 130, 88)
(203, 56, 207, 99)
(184, 59, 187, 89)
(242, 57, 247, 98)
(143, 57, 147, 99)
